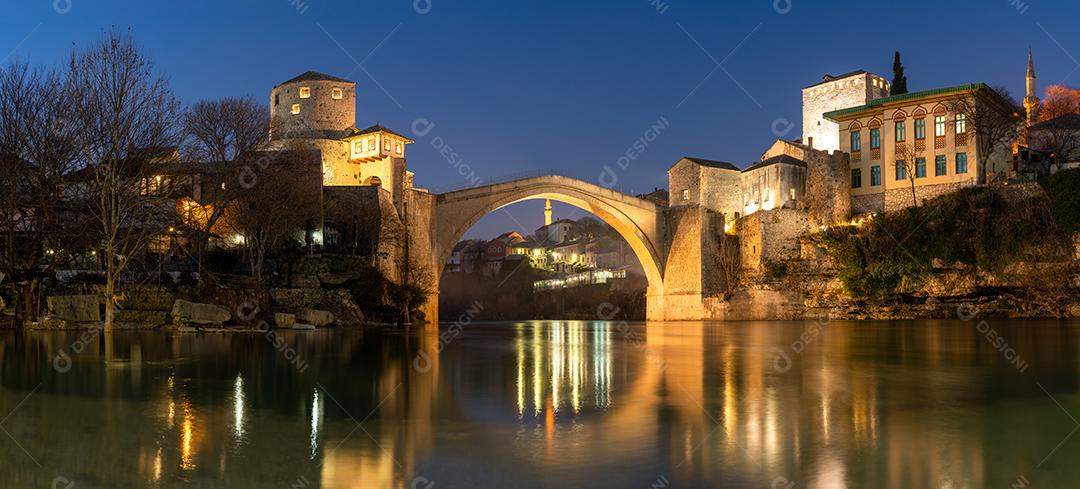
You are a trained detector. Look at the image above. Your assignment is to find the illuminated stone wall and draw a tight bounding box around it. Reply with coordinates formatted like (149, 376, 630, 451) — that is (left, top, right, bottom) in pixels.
(737, 208, 809, 272)
(805, 150, 852, 223)
(802, 72, 889, 152)
(270, 78, 356, 141)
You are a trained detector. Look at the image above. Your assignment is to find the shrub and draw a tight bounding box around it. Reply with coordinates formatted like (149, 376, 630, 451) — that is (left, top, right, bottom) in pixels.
(815, 186, 1068, 297)
(1041, 168, 1080, 233)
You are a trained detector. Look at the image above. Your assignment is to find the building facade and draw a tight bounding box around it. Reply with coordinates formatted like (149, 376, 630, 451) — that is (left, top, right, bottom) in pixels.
(825, 84, 1018, 213)
(802, 71, 891, 152)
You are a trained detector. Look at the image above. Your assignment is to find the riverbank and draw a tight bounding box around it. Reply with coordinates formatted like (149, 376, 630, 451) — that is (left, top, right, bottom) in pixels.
(705, 181, 1080, 321)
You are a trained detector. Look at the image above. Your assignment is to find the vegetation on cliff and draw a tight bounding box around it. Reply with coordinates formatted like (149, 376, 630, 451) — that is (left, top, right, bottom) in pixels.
(814, 185, 1071, 297)
(1042, 168, 1080, 233)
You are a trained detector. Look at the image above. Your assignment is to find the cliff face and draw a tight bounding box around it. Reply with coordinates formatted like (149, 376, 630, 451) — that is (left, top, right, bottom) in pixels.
(705, 182, 1080, 321)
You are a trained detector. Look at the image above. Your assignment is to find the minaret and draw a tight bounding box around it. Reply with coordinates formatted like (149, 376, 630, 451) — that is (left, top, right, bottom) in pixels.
(1024, 48, 1039, 125)
(544, 199, 553, 226)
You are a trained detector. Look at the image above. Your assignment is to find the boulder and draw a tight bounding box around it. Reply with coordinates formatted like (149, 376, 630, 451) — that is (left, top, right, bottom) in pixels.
(46, 295, 100, 322)
(171, 300, 231, 325)
(274, 313, 297, 329)
(297, 308, 333, 327)
(294, 323, 316, 331)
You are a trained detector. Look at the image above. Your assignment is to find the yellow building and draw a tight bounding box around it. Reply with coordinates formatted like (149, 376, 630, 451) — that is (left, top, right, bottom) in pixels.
(825, 84, 1019, 213)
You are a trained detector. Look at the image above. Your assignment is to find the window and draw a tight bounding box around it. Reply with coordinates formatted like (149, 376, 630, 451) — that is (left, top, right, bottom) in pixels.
(870, 128, 881, 149)
(915, 119, 926, 139)
(851, 131, 861, 151)
(332, 88, 343, 100)
(851, 168, 862, 188)
(871, 165, 882, 186)
(395, 142, 403, 155)
(915, 157, 926, 178)
(934, 116, 946, 137)
(764, 188, 771, 202)
(299, 87, 311, 99)
(935, 155, 947, 176)
(955, 113, 967, 134)
(895, 121, 906, 142)
(956, 152, 968, 174)
(790, 188, 796, 200)
(895, 160, 907, 180)
(290, 104, 300, 115)
(274, 94, 280, 106)
(682, 189, 690, 201)
(367, 138, 376, 151)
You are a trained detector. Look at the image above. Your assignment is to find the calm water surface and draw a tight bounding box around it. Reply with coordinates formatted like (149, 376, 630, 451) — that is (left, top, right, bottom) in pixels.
(1, 320, 1080, 488)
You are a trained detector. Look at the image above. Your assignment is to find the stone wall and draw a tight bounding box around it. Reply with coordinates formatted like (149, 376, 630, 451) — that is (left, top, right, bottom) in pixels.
(801, 72, 889, 152)
(805, 150, 852, 224)
(270, 78, 356, 141)
(738, 208, 810, 271)
(884, 182, 963, 212)
(851, 193, 885, 215)
(740, 162, 806, 216)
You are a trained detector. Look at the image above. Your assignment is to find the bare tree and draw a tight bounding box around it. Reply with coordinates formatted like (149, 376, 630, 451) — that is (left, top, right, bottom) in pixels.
(182, 97, 268, 162)
(949, 86, 1022, 184)
(0, 62, 89, 325)
(66, 31, 181, 330)
(1029, 85, 1080, 173)
(894, 142, 921, 208)
(225, 150, 321, 280)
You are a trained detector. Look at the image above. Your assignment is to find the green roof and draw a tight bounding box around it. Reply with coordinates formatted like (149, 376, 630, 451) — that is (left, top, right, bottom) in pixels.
(822, 83, 992, 122)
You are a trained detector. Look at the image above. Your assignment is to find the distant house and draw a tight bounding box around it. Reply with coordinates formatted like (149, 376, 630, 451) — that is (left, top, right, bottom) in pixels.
(1027, 112, 1080, 177)
(534, 219, 579, 245)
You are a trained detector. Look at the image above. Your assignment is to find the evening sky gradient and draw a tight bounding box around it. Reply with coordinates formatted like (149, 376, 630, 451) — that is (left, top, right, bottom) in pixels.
(4, 0, 1079, 238)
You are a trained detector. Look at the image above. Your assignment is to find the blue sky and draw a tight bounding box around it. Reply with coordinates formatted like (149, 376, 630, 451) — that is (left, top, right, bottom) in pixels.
(4, 0, 1079, 239)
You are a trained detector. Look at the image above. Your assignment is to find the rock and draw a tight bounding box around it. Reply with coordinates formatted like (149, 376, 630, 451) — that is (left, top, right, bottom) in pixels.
(28, 316, 72, 330)
(294, 323, 316, 330)
(274, 313, 297, 329)
(171, 300, 231, 325)
(47, 295, 100, 322)
(297, 308, 333, 327)
(1067, 303, 1080, 318)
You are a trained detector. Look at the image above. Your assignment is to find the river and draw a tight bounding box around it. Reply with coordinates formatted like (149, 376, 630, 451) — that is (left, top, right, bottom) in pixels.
(0, 319, 1078, 488)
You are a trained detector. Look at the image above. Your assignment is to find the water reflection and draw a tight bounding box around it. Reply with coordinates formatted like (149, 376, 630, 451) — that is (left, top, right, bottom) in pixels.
(0, 320, 1078, 487)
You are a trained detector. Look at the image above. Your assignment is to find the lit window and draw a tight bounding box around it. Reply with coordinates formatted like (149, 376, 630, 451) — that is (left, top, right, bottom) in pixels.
(895, 160, 906, 180)
(934, 116, 946, 137)
(682, 189, 690, 200)
(956, 152, 968, 174)
(895, 121, 906, 142)
(299, 87, 311, 99)
(291, 104, 300, 115)
(955, 114, 967, 134)
(368, 138, 376, 151)
(353, 141, 362, 154)
(870, 128, 881, 149)
(851, 131, 861, 151)
(915, 157, 926, 178)
(851, 168, 862, 188)
(935, 155, 947, 176)
(396, 142, 403, 155)
(332, 88, 343, 100)
(915, 119, 926, 140)
(871, 165, 881, 186)
(790, 188, 796, 200)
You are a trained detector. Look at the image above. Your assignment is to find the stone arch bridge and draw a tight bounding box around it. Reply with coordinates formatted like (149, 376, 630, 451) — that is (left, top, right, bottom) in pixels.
(413, 175, 719, 322)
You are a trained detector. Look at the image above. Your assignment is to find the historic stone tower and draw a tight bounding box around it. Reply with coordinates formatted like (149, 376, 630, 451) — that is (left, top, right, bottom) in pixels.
(270, 71, 357, 140)
(802, 71, 890, 152)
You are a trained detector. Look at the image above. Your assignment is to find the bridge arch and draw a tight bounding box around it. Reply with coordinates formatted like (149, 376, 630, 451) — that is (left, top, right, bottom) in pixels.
(432, 176, 667, 297)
